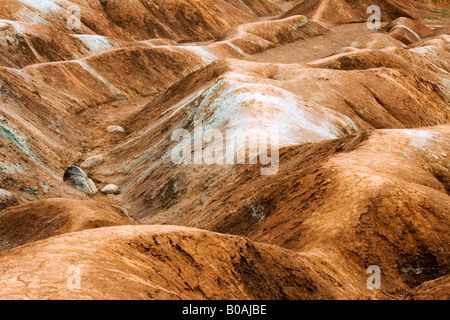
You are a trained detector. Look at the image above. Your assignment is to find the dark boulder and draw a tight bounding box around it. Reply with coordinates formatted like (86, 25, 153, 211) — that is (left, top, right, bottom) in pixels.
(63, 166, 98, 195)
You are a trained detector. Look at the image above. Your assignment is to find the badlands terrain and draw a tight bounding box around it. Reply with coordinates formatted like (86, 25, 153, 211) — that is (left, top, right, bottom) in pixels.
(0, 0, 449, 300)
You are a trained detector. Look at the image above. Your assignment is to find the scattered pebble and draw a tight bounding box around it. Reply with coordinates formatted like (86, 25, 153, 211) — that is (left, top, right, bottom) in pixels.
(21, 186, 38, 195)
(40, 183, 50, 194)
(106, 125, 125, 133)
(100, 184, 121, 195)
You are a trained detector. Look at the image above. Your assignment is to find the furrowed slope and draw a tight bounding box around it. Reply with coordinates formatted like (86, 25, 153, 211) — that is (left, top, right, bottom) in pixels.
(0, 198, 134, 252)
(0, 0, 281, 43)
(126, 126, 449, 297)
(404, 275, 450, 300)
(0, 43, 213, 206)
(0, 66, 90, 204)
(0, 13, 331, 209)
(92, 0, 282, 41)
(0, 0, 448, 300)
(0, 225, 366, 300)
(282, 0, 422, 27)
(0, 20, 89, 68)
(96, 39, 450, 222)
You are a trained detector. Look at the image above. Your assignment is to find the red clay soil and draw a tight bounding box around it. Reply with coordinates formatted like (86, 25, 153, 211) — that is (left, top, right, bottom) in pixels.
(0, 0, 281, 42)
(0, 198, 135, 252)
(403, 275, 450, 300)
(0, 0, 449, 300)
(247, 22, 380, 64)
(0, 225, 367, 300)
(282, 0, 420, 27)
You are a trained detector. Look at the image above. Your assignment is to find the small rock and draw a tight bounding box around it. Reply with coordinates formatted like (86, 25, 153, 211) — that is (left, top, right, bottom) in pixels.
(100, 184, 121, 195)
(21, 186, 38, 195)
(80, 155, 104, 169)
(40, 182, 50, 194)
(106, 125, 125, 133)
(63, 166, 98, 195)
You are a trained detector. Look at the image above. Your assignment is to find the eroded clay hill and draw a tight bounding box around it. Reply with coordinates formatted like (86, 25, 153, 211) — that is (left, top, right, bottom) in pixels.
(0, 198, 134, 252)
(0, 0, 449, 300)
(283, 0, 447, 27)
(0, 225, 368, 300)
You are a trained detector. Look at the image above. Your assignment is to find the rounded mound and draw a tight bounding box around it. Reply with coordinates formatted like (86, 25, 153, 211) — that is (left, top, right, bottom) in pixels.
(0, 198, 134, 252)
